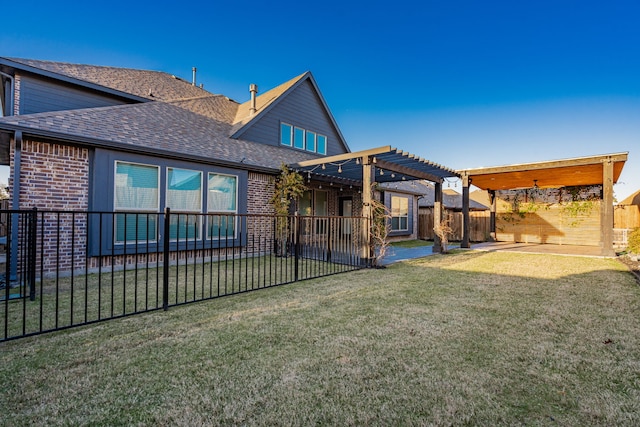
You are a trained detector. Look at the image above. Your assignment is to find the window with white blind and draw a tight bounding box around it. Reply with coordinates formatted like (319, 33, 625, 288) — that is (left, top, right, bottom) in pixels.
(114, 161, 159, 243)
(207, 173, 238, 239)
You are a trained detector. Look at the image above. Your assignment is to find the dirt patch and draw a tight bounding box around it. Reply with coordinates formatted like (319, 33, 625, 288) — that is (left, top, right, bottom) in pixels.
(618, 255, 640, 284)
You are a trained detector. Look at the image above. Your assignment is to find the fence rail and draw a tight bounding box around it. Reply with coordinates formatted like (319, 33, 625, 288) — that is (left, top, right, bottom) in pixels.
(1, 209, 367, 341)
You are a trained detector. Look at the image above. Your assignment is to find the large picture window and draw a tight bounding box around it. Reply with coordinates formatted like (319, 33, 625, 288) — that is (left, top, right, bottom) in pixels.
(114, 161, 159, 243)
(391, 196, 409, 231)
(167, 168, 202, 240)
(207, 173, 238, 239)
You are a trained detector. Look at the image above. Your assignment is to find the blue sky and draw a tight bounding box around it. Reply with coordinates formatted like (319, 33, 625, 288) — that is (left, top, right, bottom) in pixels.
(3, 0, 639, 200)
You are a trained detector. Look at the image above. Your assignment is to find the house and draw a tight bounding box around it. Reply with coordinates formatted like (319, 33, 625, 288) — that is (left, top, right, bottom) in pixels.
(379, 180, 488, 241)
(0, 57, 460, 273)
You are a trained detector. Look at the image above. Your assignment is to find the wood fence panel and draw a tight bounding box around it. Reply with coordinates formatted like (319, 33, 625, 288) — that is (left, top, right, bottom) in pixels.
(615, 205, 640, 229)
(418, 209, 490, 242)
(495, 203, 601, 246)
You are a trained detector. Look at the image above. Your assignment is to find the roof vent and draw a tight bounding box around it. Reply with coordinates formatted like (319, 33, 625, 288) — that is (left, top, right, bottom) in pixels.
(249, 83, 258, 116)
(192, 67, 197, 86)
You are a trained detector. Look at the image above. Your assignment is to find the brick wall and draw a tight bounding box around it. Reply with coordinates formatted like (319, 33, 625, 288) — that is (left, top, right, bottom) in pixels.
(17, 139, 89, 210)
(11, 138, 90, 273)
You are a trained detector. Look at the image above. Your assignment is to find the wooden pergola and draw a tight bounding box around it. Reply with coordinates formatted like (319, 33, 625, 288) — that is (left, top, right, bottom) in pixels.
(458, 152, 628, 256)
(290, 146, 460, 261)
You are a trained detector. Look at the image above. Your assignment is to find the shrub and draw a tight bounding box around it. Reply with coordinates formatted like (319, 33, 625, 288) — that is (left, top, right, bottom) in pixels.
(628, 228, 640, 254)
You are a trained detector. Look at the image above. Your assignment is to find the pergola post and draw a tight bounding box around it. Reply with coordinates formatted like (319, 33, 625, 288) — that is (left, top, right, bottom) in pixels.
(461, 173, 471, 248)
(601, 158, 615, 257)
(488, 190, 497, 241)
(361, 156, 374, 264)
(433, 181, 443, 253)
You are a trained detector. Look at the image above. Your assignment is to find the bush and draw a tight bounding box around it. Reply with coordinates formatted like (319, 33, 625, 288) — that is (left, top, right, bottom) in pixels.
(628, 228, 640, 254)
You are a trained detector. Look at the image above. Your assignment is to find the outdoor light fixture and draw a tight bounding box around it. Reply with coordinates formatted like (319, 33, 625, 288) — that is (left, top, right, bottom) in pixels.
(338, 165, 342, 173)
(322, 164, 326, 170)
(391, 173, 395, 178)
(533, 179, 539, 189)
(356, 158, 360, 165)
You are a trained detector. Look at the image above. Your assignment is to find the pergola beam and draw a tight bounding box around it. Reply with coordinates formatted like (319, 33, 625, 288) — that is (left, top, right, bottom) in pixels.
(374, 159, 444, 183)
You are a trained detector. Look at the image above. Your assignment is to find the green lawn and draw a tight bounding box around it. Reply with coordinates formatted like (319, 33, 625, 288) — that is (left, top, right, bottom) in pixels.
(1, 251, 639, 426)
(390, 239, 433, 248)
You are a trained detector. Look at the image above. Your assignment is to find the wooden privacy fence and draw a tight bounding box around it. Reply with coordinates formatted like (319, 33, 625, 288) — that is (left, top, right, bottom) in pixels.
(418, 209, 490, 242)
(614, 205, 640, 229)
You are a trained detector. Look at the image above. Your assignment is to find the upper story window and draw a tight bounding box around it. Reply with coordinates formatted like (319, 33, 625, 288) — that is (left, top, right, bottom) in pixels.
(280, 122, 327, 155)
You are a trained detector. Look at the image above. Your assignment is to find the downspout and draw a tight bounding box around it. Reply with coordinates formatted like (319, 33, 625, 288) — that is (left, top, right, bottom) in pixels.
(10, 131, 22, 281)
(0, 71, 15, 116)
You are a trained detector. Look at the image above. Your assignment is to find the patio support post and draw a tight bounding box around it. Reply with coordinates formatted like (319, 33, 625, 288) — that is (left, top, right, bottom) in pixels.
(488, 190, 497, 241)
(461, 173, 471, 248)
(601, 158, 615, 257)
(361, 156, 374, 265)
(433, 181, 443, 253)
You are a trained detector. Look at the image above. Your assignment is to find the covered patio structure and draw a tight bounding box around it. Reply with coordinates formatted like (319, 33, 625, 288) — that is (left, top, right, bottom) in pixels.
(290, 146, 460, 262)
(458, 152, 628, 257)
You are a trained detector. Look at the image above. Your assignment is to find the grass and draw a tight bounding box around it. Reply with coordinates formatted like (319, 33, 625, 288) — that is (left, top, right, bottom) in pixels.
(1, 254, 356, 340)
(1, 251, 639, 425)
(390, 239, 433, 248)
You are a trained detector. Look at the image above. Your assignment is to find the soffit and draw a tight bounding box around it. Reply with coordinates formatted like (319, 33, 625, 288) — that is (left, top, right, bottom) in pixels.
(459, 153, 628, 191)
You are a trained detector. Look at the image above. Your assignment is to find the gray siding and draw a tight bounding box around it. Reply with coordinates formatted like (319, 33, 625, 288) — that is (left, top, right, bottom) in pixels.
(19, 75, 128, 115)
(383, 191, 416, 237)
(240, 80, 348, 156)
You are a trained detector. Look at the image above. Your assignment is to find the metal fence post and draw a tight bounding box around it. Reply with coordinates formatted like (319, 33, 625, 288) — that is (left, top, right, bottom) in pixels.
(163, 208, 170, 311)
(294, 215, 300, 282)
(29, 207, 37, 301)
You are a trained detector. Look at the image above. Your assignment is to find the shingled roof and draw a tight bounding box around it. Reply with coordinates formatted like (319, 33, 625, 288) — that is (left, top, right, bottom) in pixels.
(380, 180, 488, 211)
(0, 96, 321, 171)
(4, 57, 213, 102)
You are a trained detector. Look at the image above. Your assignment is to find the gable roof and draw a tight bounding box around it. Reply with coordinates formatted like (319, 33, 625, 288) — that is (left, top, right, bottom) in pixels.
(0, 58, 352, 173)
(0, 96, 320, 172)
(380, 180, 488, 211)
(2, 57, 213, 102)
(230, 71, 350, 152)
(619, 189, 640, 206)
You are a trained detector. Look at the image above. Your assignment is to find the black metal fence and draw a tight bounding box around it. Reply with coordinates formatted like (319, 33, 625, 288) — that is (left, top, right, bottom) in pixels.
(1, 209, 368, 341)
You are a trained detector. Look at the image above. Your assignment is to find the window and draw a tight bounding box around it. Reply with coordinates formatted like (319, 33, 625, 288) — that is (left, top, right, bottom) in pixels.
(280, 122, 327, 155)
(114, 161, 159, 243)
(316, 135, 327, 155)
(306, 131, 316, 152)
(207, 173, 238, 239)
(293, 127, 305, 149)
(167, 168, 202, 240)
(280, 123, 292, 146)
(391, 196, 409, 231)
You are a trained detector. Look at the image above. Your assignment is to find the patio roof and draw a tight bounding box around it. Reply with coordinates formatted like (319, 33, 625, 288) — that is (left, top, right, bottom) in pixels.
(290, 146, 459, 185)
(458, 152, 628, 191)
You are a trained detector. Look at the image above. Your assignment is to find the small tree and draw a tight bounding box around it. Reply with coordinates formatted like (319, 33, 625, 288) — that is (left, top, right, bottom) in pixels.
(369, 184, 391, 267)
(268, 164, 307, 256)
(434, 214, 453, 254)
(628, 227, 640, 255)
